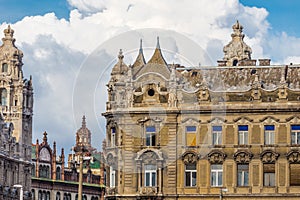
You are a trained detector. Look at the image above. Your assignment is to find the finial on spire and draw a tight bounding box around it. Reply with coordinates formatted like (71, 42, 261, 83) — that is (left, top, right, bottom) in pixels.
(139, 39, 143, 54)
(118, 49, 124, 60)
(156, 36, 160, 49)
(82, 115, 86, 128)
(43, 131, 48, 144)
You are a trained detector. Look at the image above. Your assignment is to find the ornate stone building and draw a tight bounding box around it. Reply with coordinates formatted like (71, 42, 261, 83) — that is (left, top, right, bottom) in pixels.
(103, 21, 300, 200)
(32, 116, 105, 200)
(0, 26, 33, 200)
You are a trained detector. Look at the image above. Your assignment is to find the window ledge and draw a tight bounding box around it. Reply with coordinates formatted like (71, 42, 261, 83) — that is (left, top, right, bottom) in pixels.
(234, 145, 252, 148)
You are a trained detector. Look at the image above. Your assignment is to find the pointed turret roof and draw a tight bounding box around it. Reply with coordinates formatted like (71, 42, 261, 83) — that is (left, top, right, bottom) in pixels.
(147, 37, 167, 65)
(132, 39, 146, 68)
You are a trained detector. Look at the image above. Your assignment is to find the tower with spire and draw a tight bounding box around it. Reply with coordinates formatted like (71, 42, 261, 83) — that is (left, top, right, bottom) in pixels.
(75, 115, 95, 152)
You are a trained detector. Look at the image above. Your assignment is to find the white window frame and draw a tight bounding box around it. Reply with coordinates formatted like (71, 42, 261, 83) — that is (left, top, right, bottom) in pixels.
(237, 164, 249, 186)
(291, 125, 300, 145)
(264, 125, 275, 145)
(109, 166, 116, 187)
(212, 126, 222, 145)
(211, 164, 223, 187)
(145, 126, 156, 146)
(185, 164, 197, 187)
(111, 128, 116, 147)
(238, 125, 248, 145)
(144, 164, 156, 187)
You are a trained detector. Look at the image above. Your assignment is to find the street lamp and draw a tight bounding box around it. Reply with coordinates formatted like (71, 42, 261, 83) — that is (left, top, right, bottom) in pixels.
(13, 184, 23, 200)
(219, 188, 228, 200)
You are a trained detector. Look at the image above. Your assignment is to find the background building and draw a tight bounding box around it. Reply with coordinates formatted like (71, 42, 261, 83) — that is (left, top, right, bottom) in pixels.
(103, 21, 300, 199)
(0, 26, 33, 200)
(32, 116, 105, 200)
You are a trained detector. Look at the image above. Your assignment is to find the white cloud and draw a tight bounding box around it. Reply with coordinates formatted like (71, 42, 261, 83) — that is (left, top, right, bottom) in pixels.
(1, 0, 300, 153)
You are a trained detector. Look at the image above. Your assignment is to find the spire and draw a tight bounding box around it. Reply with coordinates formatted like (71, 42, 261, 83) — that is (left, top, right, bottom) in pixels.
(111, 49, 128, 75)
(156, 36, 160, 49)
(133, 39, 146, 68)
(82, 115, 86, 128)
(147, 36, 167, 65)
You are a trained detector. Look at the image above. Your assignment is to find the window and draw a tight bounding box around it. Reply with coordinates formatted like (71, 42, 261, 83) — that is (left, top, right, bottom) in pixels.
(56, 167, 61, 180)
(0, 88, 7, 106)
(211, 164, 222, 187)
(264, 125, 275, 145)
(291, 125, 300, 145)
(290, 164, 300, 186)
(2, 63, 8, 72)
(111, 127, 116, 147)
(146, 126, 156, 146)
(237, 164, 249, 186)
(212, 126, 222, 145)
(185, 163, 196, 187)
(263, 164, 275, 186)
(238, 125, 248, 145)
(56, 192, 61, 200)
(109, 166, 116, 187)
(144, 164, 156, 186)
(186, 126, 196, 146)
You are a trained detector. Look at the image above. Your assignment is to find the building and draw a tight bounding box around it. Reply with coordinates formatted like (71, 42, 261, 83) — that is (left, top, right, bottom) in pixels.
(0, 26, 33, 200)
(31, 116, 105, 200)
(103, 21, 300, 200)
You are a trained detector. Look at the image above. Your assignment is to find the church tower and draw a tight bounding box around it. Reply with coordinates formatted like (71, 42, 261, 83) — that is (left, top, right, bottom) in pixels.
(75, 115, 95, 152)
(0, 25, 33, 161)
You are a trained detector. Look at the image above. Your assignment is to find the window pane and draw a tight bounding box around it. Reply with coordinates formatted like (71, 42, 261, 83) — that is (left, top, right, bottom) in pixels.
(265, 125, 275, 131)
(292, 125, 300, 130)
(211, 172, 216, 186)
(212, 164, 222, 170)
(238, 125, 248, 131)
(186, 164, 196, 170)
(291, 132, 296, 144)
(186, 126, 196, 132)
(185, 172, 191, 186)
(192, 172, 196, 186)
(146, 126, 155, 132)
(218, 171, 223, 186)
(151, 172, 156, 186)
(212, 126, 222, 131)
(145, 173, 150, 186)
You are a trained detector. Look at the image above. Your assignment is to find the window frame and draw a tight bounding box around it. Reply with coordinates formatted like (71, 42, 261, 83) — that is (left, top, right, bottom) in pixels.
(264, 125, 275, 145)
(212, 126, 222, 145)
(237, 164, 249, 186)
(238, 125, 248, 145)
(291, 125, 300, 145)
(145, 126, 156, 147)
(263, 163, 275, 187)
(109, 166, 116, 188)
(185, 163, 197, 187)
(185, 126, 197, 146)
(144, 164, 157, 187)
(211, 164, 223, 187)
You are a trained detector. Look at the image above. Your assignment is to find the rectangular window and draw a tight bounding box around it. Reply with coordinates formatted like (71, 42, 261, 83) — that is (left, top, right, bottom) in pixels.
(211, 164, 223, 187)
(238, 125, 248, 145)
(146, 126, 156, 146)
(109, 166, 116, 187)
(186, 126, 196, 146)
(263, 164, 275, 186)
(291, 125, 300, 145)
(264, 125, 275, 145)
(212, 126, 222, 145)
(237, 164, 249, 186)
(111, 128, 116, 147)
(185, 164, 197, 187)
(144, 165, 156, 186)
(290, 164, 300, 186)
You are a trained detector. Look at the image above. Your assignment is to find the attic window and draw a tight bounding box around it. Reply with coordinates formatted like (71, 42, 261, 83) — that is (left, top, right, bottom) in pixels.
(2, 63, 8, 73)
(148, 89, 155, 96)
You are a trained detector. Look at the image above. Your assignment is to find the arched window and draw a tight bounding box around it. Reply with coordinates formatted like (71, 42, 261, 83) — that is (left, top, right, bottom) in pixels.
(31, 189, 35, 200)
(46, 191, 50, 200)
(56, 192, 61, 200)
(32, 165, 36, 177)
(233, 59, 238, 66)
(0, 88, 7, 106)
(38, 190, 42, 200)
(2, 63, 8, 72)
(83, 195, 87, 200)
(56, 167, 61, 180)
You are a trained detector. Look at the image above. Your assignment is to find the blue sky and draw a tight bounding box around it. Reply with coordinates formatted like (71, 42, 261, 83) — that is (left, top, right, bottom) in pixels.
(1, 0, 300, 154)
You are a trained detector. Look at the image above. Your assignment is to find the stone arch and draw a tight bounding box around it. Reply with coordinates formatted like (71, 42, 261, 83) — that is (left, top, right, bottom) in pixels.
(260, 150, 279, 163)
(207, 150, 227, 164)
(234, 150, 253, 163)
(286, 150, 300, 164)
(135, 149, 163, 165)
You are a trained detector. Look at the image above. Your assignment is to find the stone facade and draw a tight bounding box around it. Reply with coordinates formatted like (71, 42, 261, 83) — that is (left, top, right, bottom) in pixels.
(0, 26, 33, 200)
(103, 21, 300, 199)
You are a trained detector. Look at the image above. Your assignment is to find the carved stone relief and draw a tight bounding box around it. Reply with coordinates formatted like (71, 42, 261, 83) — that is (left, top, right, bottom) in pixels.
(234, 151, 253, 163)
(260, 150, 279, 163)
(208, 150, 226, 164)
(287, 151, 300, 164)
(182, 152, 198, 164)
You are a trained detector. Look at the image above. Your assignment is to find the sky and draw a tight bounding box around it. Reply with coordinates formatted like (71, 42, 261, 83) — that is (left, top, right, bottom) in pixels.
(0, 0, 300, 156)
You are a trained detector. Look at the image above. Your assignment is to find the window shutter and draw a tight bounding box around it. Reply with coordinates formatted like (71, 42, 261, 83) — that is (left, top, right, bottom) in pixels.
(290, 164, 300, 186)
